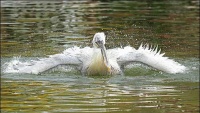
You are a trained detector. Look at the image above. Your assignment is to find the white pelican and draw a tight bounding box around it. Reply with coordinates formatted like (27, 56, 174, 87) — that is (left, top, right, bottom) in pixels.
(3, 32, 186, 75)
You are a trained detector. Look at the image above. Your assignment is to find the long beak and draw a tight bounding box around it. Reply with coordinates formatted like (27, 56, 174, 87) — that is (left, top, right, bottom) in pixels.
(101, 45, 109, 66)
(96, 41, 109, 67)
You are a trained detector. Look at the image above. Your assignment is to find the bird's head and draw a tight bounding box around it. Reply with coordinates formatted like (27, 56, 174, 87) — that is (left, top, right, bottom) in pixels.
(92, 32, 106, 48)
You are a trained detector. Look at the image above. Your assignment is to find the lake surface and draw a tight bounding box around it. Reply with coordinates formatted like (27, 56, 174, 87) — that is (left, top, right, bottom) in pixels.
(1, 0, 199, 113)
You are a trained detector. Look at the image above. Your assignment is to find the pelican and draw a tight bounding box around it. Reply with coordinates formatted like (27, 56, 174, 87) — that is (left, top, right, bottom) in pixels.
(3, 32, 186, 75)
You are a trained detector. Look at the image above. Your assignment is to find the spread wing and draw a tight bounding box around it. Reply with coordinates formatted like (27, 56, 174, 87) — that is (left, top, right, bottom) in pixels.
(117, 44, 186, 74)
(3, 46, 92, 74)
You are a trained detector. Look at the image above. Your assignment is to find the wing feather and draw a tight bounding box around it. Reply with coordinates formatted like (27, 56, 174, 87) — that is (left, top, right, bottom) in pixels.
(3, 46, 85, 74)
(117, 44, 186, 74)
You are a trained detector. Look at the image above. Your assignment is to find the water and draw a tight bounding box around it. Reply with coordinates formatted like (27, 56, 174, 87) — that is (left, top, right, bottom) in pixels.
(1, 0, 199, 113)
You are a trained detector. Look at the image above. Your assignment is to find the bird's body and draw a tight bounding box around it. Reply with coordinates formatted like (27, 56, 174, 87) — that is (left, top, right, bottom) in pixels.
(3, 32, 186, 75)
(87, 49, 112, 75)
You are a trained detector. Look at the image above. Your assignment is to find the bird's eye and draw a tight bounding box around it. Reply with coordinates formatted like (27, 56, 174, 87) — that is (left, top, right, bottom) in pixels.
(95, 40, 102, 45)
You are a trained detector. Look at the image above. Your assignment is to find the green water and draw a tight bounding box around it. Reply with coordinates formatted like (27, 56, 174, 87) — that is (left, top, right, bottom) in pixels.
(1, 0, 199, 113)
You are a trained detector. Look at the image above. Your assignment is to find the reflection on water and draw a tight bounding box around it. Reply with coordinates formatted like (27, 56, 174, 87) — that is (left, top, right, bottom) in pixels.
(1, 74, 199, 113)
(1, 0, 199, 113)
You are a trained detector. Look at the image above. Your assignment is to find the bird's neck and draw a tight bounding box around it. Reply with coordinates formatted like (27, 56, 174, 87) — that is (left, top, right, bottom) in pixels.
(87, 49, 110, 76)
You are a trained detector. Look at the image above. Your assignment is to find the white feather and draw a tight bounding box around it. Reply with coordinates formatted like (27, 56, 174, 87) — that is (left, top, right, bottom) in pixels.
(117, 44, 186, 74)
